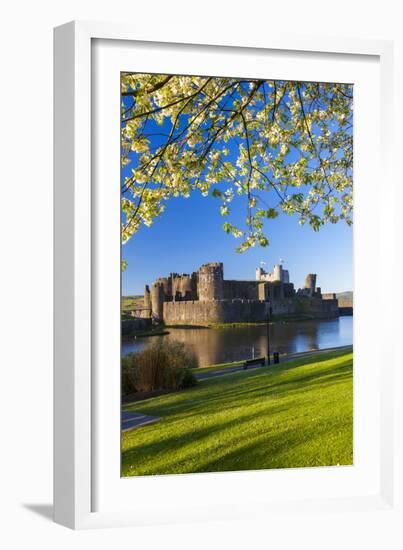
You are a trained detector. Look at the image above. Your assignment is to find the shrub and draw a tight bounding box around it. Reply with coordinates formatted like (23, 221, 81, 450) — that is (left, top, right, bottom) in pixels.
(178, 368, 198, 389)
(121, 339, 199, 394)
(121, 355, 139, 395)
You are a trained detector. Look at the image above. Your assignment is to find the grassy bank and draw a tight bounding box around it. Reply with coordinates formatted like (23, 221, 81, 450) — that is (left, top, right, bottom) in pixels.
(124, 329, 170, 338)
(191, 345, 352, 375)
(122, 349, 353, 476)
(166, 314, 339, 330)
(191, 359, 245, 374)
(212, 315, 339, 328)
(121, 321, 169, 339)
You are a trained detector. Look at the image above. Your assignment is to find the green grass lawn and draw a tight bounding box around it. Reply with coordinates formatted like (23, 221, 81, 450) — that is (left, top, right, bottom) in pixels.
(189, 346, 352, 375)
(122, 350, 353, 476)
(190, 359, 245, 374)
(121, 295, 143, 312)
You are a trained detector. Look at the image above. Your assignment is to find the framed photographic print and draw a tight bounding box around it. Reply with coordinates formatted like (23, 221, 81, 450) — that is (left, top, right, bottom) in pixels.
(119, 72, 355, 478)
(54, 21, 398, 530)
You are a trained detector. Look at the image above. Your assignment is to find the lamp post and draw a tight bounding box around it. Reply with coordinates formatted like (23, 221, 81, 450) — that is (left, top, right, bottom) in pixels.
(266, 304, 272, 365)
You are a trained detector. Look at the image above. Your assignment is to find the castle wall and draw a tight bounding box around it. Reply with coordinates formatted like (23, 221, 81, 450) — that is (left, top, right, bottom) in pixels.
(223, 280, 259, 300)
(131, 308, 152, 319)
(147, 262, 340, 325)
(121, 317, 152, 335)
(295, 296, 338, 317)
(258, 282, 269, 301)
(223, 280, 295, 301)
(163, 299, 271, 326)
(268, 282, 284, 300)
(270, 299, 297, 315)
(322, 292, 336, 300)
(321, 298, 339, 316)
(338, 298, 353, 308)
(339, 306, 353, 316)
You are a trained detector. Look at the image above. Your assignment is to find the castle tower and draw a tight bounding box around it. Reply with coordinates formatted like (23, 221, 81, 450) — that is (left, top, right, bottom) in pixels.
(171, 274, 181, 301)
(170, 273, 194, 301)
(151, 282, 165, 321)
(144, 284, 151, 317)
(158, 277, 171, 299)
(197, 262, 224, 301)
(304, 273, 317, 295)
(258, 282, 270, 301)
(272, 264, 282, 282)
(180, 274, 193, 301)
(256, 267, 263, 281)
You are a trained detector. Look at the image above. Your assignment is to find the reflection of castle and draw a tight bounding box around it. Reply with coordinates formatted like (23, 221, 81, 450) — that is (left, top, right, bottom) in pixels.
(140, 262, 339, 325)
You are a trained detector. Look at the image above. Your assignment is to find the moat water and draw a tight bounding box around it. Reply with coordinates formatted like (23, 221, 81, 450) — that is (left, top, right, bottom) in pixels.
(122, 315, 353, 367)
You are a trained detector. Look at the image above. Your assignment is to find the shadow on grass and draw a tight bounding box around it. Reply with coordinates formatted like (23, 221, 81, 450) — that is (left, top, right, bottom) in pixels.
(192, 418, 353, 473)
(121, 402, 296, 475)
(122, 400, 293, 458)
(121, 352, 353, 476)
(122, 396, 353, 475)
(124, 356, 352, 420)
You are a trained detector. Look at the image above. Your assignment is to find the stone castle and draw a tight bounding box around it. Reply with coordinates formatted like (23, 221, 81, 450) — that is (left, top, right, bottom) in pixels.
(137, 262, 339, 325)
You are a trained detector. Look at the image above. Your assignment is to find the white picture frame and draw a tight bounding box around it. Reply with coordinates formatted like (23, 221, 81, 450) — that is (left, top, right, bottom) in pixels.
(54, 21, 399, 531)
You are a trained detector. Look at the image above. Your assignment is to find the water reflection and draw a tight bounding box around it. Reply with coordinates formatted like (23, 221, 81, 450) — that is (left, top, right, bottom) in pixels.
(122, 316, 353, 367)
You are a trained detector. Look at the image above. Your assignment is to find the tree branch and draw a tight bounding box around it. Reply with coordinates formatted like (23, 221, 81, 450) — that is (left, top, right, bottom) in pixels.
(121, 74, 173, 96)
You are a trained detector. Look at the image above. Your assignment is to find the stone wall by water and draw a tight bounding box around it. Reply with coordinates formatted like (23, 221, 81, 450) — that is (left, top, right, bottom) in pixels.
(163, 299, 271, 325)
(163, 295, 338, 325)
(121, 317, 152, 336)
(294, 296, 339, 317)
(223, 280, 260, 300)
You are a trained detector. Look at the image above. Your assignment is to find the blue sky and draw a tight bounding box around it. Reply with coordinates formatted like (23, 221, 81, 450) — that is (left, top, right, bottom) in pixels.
(122, 189, 352, 295)
(121, 77, 353, 296)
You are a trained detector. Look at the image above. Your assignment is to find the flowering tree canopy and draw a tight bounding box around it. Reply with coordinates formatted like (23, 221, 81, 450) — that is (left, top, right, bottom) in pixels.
(121, 74, 353, 254)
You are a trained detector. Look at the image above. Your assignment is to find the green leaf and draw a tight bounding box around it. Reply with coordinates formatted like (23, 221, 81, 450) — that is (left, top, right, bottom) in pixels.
(266, 208, 279, 219)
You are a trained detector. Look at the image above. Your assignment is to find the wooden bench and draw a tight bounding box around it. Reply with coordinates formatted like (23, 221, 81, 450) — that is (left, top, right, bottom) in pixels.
(243, 357, 266, 369)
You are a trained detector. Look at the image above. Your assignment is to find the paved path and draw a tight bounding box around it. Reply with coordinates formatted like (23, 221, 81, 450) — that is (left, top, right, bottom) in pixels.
(121, 411, 161, 431)
(195, 345, 352, 381)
